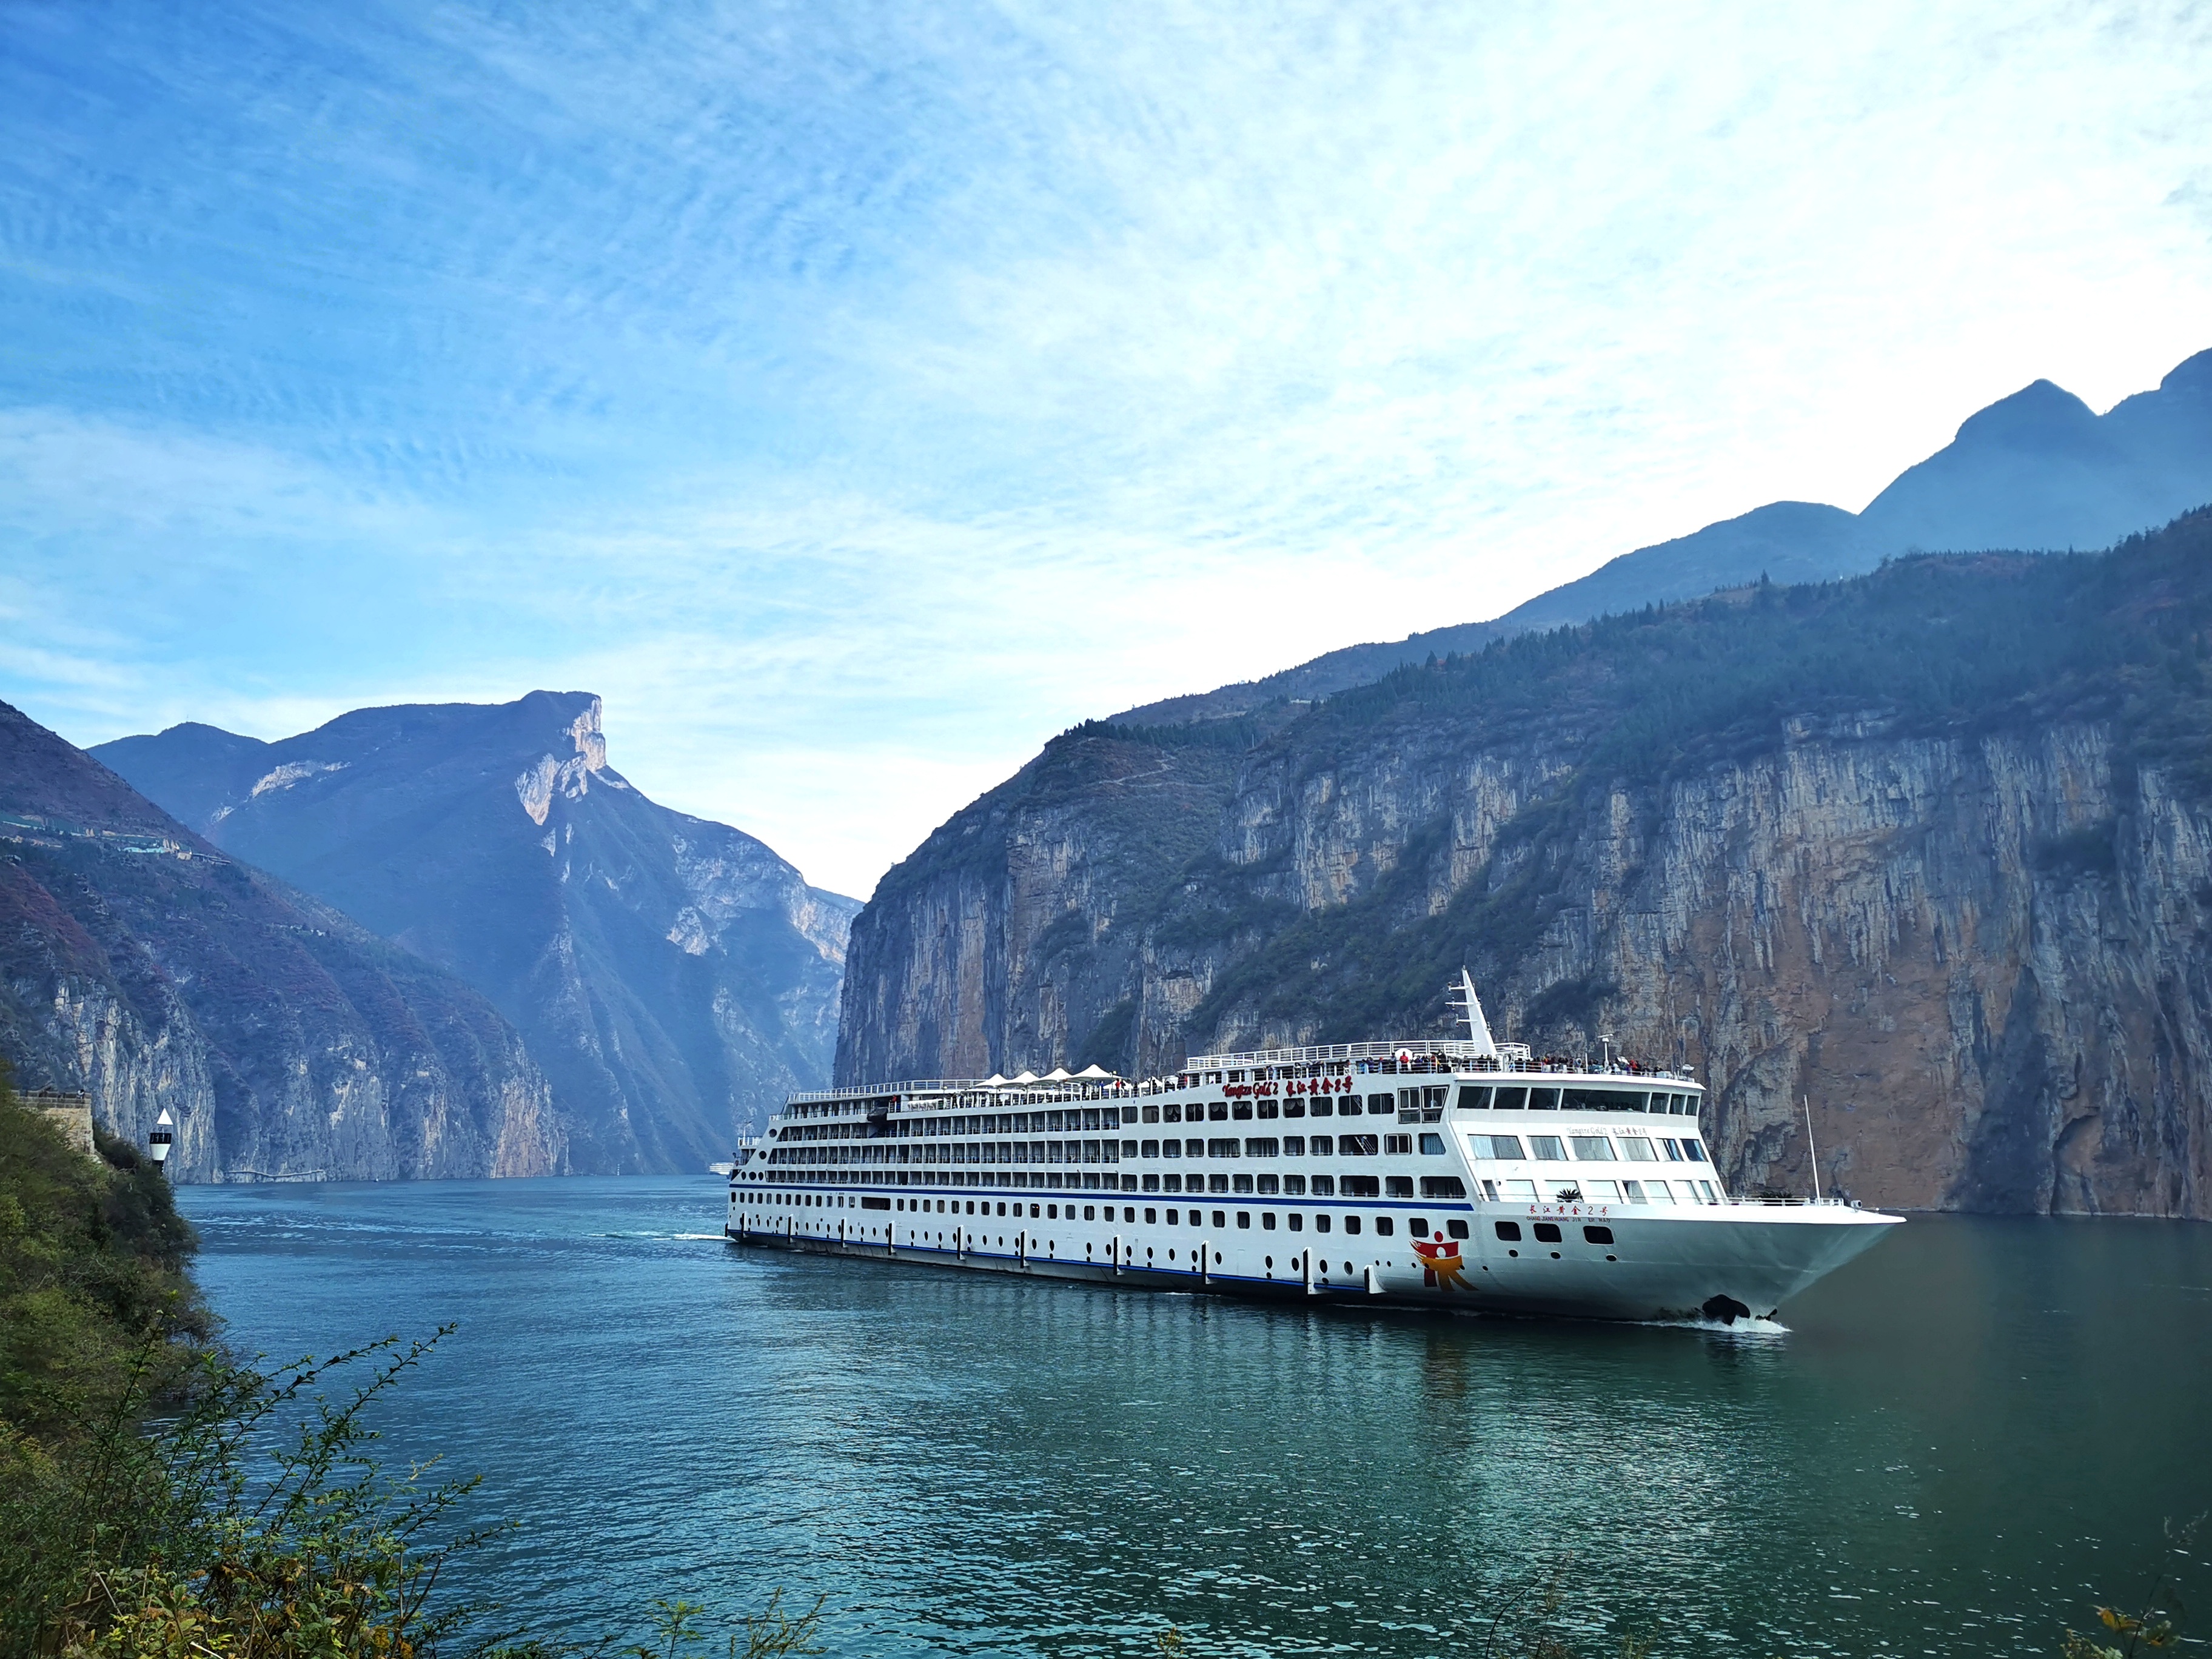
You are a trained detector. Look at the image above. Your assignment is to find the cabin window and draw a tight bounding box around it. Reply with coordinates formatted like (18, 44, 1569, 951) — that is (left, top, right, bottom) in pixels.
(1622, 1182, 1646, 1203)
(1420, 1176, 1467, 1198)
(1533, 1222, 1563, 1243)
(1161, 1173, 1182, 1192)
(1447, 1220, 1470, 1240)
(1583, 1225, 1615, 1245)
(1675, 1098, 1698, 1117)
(1618, 1137, 1656, 1161)
(1491, 1087, 1528, 1110)
(1308, 1098, 1333, 1117)
(1340, 1175, 1380, 1198)
(1309, 1134, 1333, 1156)
(1258, 1099, 1278, 1120)
(1563, 1088, 1644, 1113)
(1233, 1102, 1254, 1121)
(1385, 1176, 1414, 1198)
(1383, 1134, 1412, 1155)
(1314, 1214, 1332, 1233)
(1660, 1139, 1684, 1161)
(1141, 1139, 1159, 1158)
(1503, 1180, 1538, 1199)
(1163, 1103, 1182, 1122)
(1683, 1139, 1709, 1162)
(1373, 1218, 1395, 1238)
(1581, 1181, 1620, 1200)
(1207, 1138, 1237, 1158)
(1284, 1174, 1306, 1195)
(1236, 1212, 1252, 1229)
(1288, 1213, 1304, 1231)
(1256, 1173, 1279, 1195)
(1245, 1138, 1279, 1158)
(1527, 1088, 1560, 1110)
(1233, 1173, 1255, 1193)
(1409, 1216, 1429, 1235)
(1477, 1134, 1524, 1159)
(1282, 1135, 1306, 1157)
(1212, 1210, 1226, 1228)
(1209, 1102, 1229, 1121)
(1418, 1133, 1445, 1155)
(1457, 1086, 1490, 1110)
(1083, 1205, 1096, 1220)
(1142, 1105, 1159, 1124)
(1367, 1093, 1393, 1114)
(1310, 1175, 1335, 1196)
(1262, 1212, 1276, 1230)
(1529, 1136, 1567, 1161)
(1340, 1134, 1379, 1156)
(1208, 1174, 1230, 1194)
(1343, 1216, 1362, 1236)
(1282, 1099, 1305, 1118)
(1570, 1136, 1615, 1161)
(1142, 1174, 1160, 1193)
(1642, 1181, 1674, 1204)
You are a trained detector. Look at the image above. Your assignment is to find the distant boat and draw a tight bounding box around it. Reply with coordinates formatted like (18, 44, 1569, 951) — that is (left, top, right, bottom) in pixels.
(724, 972, 1900, 1325)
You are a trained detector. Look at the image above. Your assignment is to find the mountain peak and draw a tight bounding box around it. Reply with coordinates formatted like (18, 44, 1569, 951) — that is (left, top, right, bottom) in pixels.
(2159, 347, 2212, 397)
(1947, 377, 2099, 451)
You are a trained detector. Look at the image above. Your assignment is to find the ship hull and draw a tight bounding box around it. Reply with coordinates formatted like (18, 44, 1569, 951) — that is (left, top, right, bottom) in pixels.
(725, 1203, 1899, 1324)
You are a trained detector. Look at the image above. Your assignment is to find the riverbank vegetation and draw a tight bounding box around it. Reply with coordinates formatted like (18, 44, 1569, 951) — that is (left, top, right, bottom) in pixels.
(0, 1074, 825, 1659)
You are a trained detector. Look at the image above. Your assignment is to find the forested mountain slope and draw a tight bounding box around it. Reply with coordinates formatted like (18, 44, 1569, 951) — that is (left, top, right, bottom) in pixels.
(97, 694, 856, 1171)
(0, 703, 563, 1181)
(842, 510, 2212, 1218)
(1117, 347, 2212, 727)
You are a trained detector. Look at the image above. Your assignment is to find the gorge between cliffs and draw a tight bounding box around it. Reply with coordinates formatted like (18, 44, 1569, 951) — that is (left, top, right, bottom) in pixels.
(838, 515, 2212, 1221)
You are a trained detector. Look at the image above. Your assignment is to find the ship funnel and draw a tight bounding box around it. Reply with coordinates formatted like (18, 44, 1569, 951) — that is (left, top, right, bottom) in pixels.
(1448, 969, 1498, 1059)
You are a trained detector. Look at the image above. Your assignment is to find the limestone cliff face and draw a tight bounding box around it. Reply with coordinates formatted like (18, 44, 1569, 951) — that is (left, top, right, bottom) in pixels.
(98, 692, 858, 1171)
(0, 701, 565, 1182)
(839, 526, 2212, 1218)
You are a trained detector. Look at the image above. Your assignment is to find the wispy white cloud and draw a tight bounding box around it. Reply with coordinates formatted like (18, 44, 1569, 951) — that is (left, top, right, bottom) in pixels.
(1, 0, 2208, 895)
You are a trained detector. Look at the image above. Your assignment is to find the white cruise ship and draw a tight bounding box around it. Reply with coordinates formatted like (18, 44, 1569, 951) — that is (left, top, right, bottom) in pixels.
(725, 974, 1900, 1323)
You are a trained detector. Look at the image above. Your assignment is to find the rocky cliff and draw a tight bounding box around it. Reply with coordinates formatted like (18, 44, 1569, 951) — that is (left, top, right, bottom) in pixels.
(842, 514, 2212, 1218)
(0, 702, 564, 1182)
(96, 693, 857, 1173)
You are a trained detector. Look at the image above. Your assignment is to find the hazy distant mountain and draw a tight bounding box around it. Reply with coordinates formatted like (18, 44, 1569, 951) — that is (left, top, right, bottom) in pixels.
(1117, 347, 2212, 725)
(96, 693, 857, 1173)
(0, 700, 563, 1182)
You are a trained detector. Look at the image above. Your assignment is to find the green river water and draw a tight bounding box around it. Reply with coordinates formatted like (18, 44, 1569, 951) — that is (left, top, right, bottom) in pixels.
(179, 1178, 2212, 1658)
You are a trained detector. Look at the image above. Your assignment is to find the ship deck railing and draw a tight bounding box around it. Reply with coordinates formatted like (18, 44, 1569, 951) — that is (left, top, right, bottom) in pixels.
(783, 1056, 1701, 1111)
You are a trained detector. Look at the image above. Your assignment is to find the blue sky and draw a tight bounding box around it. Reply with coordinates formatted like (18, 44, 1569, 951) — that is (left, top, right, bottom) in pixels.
(3, 1, 2208, 897)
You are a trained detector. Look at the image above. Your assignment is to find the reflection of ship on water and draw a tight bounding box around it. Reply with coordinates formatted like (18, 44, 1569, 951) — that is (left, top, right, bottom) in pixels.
(726, 972, 1901, 1324)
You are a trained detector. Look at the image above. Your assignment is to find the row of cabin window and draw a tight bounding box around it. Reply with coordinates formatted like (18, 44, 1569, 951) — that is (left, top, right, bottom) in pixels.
(1142, 1172, 1469, 1197)
(767, 1191, 1477, 1238)
(1495, 1221, 1620, 1247)
(1461, 1086, 1698, 1115)
(1141, 1133, 1446, 1158)
(1470, 1133, 1709, 1164)
(1479, 1177, 1721, 1205)
(789, 1130, 1456, 1167)
(746, 1191, 1662, 1247)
